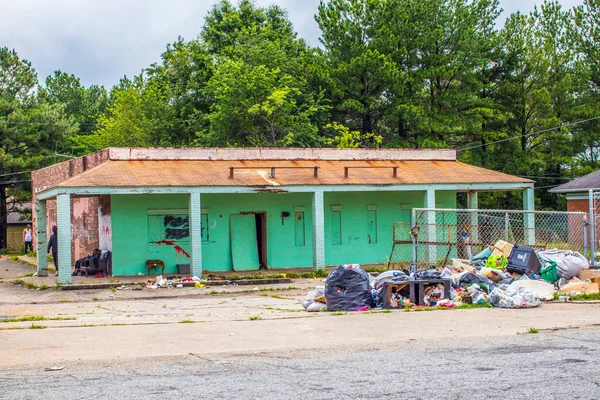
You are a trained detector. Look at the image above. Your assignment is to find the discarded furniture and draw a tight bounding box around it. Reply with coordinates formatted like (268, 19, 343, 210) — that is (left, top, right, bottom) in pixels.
(146, 259, 165, 275)
(382, 281, 417, 309)
(415, 279, 451, 306)
(80, 250, 111, 277)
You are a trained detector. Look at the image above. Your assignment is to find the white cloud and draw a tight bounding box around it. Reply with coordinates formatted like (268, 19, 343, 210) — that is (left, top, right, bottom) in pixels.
(0, 0, 582, 88)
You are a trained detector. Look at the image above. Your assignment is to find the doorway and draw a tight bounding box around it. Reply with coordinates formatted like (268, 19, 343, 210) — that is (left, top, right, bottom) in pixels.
(229, 212, 268, 271)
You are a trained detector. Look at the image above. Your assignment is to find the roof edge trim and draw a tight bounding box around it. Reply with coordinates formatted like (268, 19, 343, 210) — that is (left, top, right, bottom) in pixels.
(108, 147, 457, 161)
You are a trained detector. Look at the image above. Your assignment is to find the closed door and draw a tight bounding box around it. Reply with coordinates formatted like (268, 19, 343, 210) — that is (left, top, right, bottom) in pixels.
(230, 214, 260, 271)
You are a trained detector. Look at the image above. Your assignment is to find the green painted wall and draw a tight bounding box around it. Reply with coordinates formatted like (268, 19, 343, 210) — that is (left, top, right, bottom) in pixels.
(110, 190, 456, 275)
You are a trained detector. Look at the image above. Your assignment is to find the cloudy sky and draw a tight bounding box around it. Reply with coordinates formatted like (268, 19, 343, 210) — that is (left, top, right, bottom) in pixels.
(1, 0, 583, 88)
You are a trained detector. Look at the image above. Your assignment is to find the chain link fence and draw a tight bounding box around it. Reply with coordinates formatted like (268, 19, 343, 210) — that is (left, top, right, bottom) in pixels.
(589, 190, 600, 267)
(388, 208, 587, 270)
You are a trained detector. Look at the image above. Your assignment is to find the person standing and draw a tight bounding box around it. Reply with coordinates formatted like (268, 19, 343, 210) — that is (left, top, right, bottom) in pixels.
(47, 226, 58, 276)
(22, 224, 33, 254)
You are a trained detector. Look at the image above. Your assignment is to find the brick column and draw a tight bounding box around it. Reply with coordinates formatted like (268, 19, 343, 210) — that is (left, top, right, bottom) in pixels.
(57, 193, 72, 284)
(312, 190, 325, 270)
(35, 199, 48, 277)
(189, 192, 203, 277)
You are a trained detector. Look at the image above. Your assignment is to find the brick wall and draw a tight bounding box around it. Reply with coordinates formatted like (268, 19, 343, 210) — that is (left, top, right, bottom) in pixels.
(32, 150, 110, 263)
(567, 198, 600, 248)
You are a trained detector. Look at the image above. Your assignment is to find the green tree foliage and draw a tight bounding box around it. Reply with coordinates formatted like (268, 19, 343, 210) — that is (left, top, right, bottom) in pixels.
(0, 47, 76, 172)
(8, 0, 600, 211)
(0, 47, 76, 247)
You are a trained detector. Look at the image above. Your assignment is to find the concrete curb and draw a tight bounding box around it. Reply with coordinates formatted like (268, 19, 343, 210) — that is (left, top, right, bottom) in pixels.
(60, 278, 293, 291)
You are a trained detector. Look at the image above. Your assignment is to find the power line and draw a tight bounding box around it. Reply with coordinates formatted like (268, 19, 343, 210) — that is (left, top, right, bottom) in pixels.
(0, 171, 31, 178)
(457, 116, 600, 152)
(535, 184, 562, 190)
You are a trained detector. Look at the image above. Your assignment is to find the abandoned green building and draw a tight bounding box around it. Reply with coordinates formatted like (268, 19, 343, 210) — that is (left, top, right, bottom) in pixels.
(32, 148, 533, 284)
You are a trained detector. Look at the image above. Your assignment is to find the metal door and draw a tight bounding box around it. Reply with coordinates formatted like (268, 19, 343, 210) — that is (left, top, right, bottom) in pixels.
(230, 214, 260, 271)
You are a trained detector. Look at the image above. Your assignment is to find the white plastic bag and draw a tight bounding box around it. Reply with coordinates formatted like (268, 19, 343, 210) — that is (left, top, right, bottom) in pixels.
(537, 249, 588, 279)
(306, 302, 326, 312)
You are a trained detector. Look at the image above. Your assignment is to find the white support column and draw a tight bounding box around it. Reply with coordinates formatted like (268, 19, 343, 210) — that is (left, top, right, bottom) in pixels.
(189, 192, 203, 277)
(425, 189, 436, 264)
(312, 190, 325, 270)
(56, 193, 72, 284)
(35, 199, 48, 277)
(523, 186, 535, 246)
(468, 191, 479, 248)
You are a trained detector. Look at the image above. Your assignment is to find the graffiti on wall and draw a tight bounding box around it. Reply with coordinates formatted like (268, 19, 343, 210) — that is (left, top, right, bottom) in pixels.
(99, 207, 112, 251)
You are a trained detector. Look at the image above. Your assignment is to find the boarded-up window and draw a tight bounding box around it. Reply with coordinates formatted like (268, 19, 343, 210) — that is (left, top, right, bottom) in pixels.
(294, 211, 305, 247)
(148, 213, 189, 243)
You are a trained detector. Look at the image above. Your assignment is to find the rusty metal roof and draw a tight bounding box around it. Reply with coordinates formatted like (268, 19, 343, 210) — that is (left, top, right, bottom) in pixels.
(55, 159, 533, 188)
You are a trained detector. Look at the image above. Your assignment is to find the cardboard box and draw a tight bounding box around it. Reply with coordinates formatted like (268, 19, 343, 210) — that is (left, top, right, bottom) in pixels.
(578, 270, 600, 280)
(492, 240, 514, 258)
(560, 281, 599, 294)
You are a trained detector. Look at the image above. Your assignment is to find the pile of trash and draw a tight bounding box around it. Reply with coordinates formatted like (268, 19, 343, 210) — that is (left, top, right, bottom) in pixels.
(298, 241, 599, 312)
(145, 275, 204, 289)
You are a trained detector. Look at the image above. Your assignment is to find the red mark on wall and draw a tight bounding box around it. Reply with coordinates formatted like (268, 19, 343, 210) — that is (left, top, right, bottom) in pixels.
(155, 240, 191, 259)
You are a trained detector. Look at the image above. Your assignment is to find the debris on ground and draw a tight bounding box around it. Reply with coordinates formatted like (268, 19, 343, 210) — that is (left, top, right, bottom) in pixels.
(44, 366, 65, 371)
(298, 240, 598, 313)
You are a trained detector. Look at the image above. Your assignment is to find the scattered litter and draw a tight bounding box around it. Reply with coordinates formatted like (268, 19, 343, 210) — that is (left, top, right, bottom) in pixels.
(307, 302, 326, 312)
(489, 285, 541, 308)
(45, 366, 65, 371)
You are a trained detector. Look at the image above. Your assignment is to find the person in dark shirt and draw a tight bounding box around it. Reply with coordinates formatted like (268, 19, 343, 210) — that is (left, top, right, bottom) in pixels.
(47, 226, 58, 276)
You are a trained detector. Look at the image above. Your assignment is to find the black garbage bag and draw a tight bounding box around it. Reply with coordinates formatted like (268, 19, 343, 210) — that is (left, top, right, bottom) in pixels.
(325, 266, 373, 311)
(412, 269, 442, 280)
(458, 272, 493, 287)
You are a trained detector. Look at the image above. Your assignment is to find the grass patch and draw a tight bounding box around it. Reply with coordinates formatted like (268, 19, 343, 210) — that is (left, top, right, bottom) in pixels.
(570, 292, 600, 301)
(452, 302, 493, 310)
(1, 315, 47, 323)
(527, 327, 539, 334)
(331, 311, 346, 316)
(249, 315, 262, 321)
(365, 309, 393, 314)
(179, 319, 194, 324)
(111, 323, 125, 326)
(38, 284, 49, 291)
(29, 324, 46, 329)
(57, 299, 71, 303)
(13, 279, 38, 290)
(109, 286, 116, 293)
(271, 294, 283, 299)
(21, 273, 34, 277)
(92, 297, 101, 301)
(265, 307, 274, 310)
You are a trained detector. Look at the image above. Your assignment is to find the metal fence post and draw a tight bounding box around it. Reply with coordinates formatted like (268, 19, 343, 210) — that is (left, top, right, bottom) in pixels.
(583, 218, 588, 261)
(589, 189, 596, 267)
(504, 212, 509, 242)
(411, 208, 417, 272)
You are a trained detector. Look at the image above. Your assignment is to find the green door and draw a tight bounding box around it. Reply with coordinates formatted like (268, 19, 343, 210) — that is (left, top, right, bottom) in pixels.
(230, 214, 260, 271)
